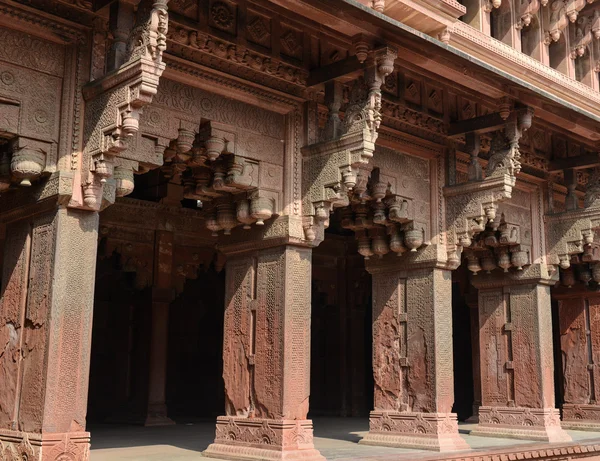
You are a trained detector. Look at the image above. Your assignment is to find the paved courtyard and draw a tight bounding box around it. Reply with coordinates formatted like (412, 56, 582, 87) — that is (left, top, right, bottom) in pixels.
(89, 417, 600, 461)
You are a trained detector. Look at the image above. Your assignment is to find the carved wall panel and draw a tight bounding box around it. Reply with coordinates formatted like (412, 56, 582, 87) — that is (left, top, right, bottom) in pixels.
(0, 26, 65, 187)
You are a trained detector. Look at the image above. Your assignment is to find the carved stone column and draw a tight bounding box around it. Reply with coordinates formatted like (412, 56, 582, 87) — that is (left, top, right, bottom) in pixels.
(470, 265, 571, 442)
(0, 207, 99, 460)
(359, 260, 469, 452)
(145, 230, 175, 426)
(554, 286, 600, 430)
(204, 244, 325, 461)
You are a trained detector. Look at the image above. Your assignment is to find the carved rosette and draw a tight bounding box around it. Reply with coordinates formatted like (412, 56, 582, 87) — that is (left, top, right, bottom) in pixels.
(301, 47, 397, 244)
(76, 0, 169, 210)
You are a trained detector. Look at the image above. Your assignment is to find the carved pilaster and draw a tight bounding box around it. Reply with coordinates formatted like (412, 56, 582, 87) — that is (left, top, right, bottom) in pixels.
(204, 245, 325, 461)
(469, 266, 571, 442)
(0, 208, 100, 461)
(359, 263, 469, 451)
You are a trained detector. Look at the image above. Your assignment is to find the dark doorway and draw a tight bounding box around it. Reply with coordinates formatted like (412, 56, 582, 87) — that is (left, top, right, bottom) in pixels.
(310, 223, 373, 418)
(451, 268, 475, 421)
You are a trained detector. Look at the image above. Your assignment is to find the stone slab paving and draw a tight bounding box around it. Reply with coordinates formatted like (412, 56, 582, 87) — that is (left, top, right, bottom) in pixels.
(89, 418, 600, 461)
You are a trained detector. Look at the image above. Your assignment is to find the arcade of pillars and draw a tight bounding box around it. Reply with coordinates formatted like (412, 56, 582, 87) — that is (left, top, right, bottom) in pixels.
(4, 0, 600, 459)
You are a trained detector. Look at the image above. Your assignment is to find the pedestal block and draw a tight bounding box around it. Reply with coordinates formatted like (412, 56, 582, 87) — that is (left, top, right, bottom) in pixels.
(360, 411, 469, 451)
(0, 208, 99, 460)
(556, 291, 600, 431)
(204, 417, 323, 461)
(204, 245, 325, 461)
(471, 266, 571, 442)
(471, 407, 569, 441)
(359, 262, 468, 452)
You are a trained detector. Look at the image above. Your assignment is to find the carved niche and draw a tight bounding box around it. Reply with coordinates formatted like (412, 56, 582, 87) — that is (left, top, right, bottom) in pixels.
(74, 0, 169, 210)
(301, 46, 398, 244)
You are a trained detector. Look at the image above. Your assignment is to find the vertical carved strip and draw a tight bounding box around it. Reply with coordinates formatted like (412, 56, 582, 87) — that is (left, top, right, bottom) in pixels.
(0, 221, 30, 429)
(432, 269, 454, 413)
(19, 213, 57, 433)
(283, 247, 311, 420)
(588, 296, 600, 404)
(511, 286, 543, 408)
(372, 272, 403, 411)
(479, 290, 508, 406)
(559, 298, 589, 405)
(505, 292, 515, 405)
(223, 257, 253, 417)
(407, 271, 434, 413)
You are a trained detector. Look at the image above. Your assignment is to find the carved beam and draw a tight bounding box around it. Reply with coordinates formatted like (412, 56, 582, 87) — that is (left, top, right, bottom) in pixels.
(448, 107, 533, 137)
(548, 153, 600, 173)
(307, 55, 364, 87)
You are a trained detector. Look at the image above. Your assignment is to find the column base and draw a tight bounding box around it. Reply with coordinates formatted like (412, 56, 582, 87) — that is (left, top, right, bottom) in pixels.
(144, 403, 176, 427)
(358, 411, 469, 452)
(0, 429, 90, 460)
(471, 406, 572, 442)
(562, 404, 600, 431)
(203, 417, 326, 461)
(465, 404, 480, 423)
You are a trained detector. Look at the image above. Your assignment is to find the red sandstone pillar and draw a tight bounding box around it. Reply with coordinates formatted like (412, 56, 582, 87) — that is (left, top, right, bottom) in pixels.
(555, 287, 600, 430)
(360, 264, 469, 451)
(470, 266, 571, 442)
(0, 208, 99, 460)
(204, 245, 325, 461)
(145, 231, 175, 426)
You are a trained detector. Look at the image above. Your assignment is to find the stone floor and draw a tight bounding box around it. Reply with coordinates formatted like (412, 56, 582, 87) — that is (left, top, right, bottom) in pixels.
(89, 417, 600, 461)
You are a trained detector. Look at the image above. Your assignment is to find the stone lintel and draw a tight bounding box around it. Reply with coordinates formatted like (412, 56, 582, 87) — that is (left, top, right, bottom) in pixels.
(359, 411, 469, 452)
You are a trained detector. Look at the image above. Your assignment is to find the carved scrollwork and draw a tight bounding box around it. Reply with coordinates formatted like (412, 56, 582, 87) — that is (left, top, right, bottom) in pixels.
(301, 46, 397, 244)
(445, 107, 532, 267)
(75, 0, 170, 210)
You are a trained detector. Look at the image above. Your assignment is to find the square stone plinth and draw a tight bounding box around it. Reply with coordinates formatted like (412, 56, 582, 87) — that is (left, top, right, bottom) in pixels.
(203, 417, 326, 461)
(470, 406, 572, 442)
(562, 404, 600, 431)
(0, 429, 91, 460)
(358, 411, 470, 452)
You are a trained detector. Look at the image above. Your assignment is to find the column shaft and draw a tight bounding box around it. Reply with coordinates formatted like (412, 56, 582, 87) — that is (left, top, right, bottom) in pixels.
(557, 290, 600, 430)
(145, 230, 175, 426)
(204, 245, 325, 461)
(471, 272, 571, 442)
(0, 208, 99, 460)
(360, 266, 468, 451)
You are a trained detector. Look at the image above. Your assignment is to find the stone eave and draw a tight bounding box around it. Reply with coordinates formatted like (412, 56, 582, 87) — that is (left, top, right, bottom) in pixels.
(278, 0, 600, 139)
